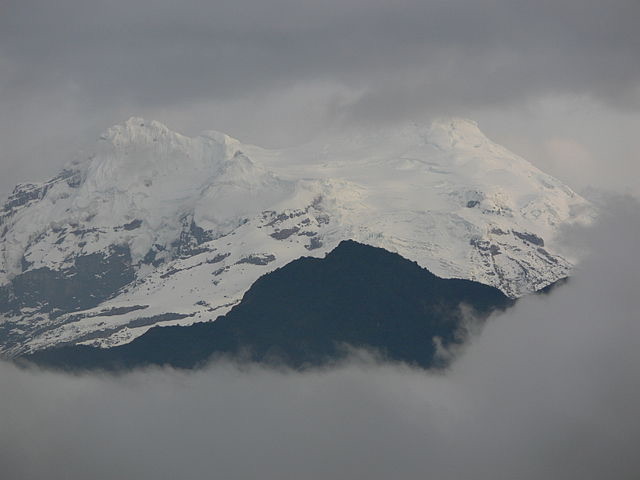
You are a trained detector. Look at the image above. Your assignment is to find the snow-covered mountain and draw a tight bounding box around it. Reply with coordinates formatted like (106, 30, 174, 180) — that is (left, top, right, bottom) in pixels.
(0, 117, 593, 356)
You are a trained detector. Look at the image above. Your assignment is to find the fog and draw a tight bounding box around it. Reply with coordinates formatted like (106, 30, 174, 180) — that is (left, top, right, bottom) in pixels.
(1, 0, 639, 197)
(0, 197, 637, 479)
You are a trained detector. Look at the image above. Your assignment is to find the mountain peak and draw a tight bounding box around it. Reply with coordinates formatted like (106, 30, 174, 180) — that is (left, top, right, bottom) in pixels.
(99, 117, 176, 145)
(0, 117, 594, 356)
(426, 117, 489, 149)
(199, 129, 242, 147)
(123, 116, 158, 129)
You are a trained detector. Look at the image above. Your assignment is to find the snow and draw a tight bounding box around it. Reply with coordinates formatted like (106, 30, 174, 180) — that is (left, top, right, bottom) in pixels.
(0, 117, 595, 355)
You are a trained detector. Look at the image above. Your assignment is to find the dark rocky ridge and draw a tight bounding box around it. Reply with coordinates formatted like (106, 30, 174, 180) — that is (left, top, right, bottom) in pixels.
(24, 241, 516, 371)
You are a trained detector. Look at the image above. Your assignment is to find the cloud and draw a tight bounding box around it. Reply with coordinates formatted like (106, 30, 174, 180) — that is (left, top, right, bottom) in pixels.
(3, 0, 639, 110)
(1, 196, 638, 480)
(1, 0, 639, 198)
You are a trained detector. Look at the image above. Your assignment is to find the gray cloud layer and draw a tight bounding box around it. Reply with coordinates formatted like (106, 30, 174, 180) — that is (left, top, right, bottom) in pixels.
(1, 198, 638, 479)
(3, 0, 639, 109)
(1, 0, 639, 197)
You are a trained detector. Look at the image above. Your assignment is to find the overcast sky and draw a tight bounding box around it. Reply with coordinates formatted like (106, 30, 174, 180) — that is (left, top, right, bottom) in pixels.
(1, 0, 639, 197)
(2, 197, 638, 479)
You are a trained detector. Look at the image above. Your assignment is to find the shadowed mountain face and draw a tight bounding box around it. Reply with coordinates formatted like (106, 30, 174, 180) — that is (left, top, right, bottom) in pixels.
(25, 241, 514, 371)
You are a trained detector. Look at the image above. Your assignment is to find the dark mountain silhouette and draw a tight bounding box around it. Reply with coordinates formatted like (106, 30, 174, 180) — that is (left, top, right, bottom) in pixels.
(24, 241, 515, 371)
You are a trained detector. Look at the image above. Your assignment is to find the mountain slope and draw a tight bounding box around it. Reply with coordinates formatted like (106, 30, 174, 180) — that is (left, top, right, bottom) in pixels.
(24, 241, 514, 370)
(0, 117, 592, 355)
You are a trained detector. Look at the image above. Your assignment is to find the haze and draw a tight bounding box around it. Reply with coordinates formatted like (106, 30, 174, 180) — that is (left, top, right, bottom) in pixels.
(1, 0, 639, 196)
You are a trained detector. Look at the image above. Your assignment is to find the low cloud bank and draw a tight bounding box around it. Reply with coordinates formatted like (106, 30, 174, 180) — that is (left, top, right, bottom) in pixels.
(1, 197, 638, 480)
